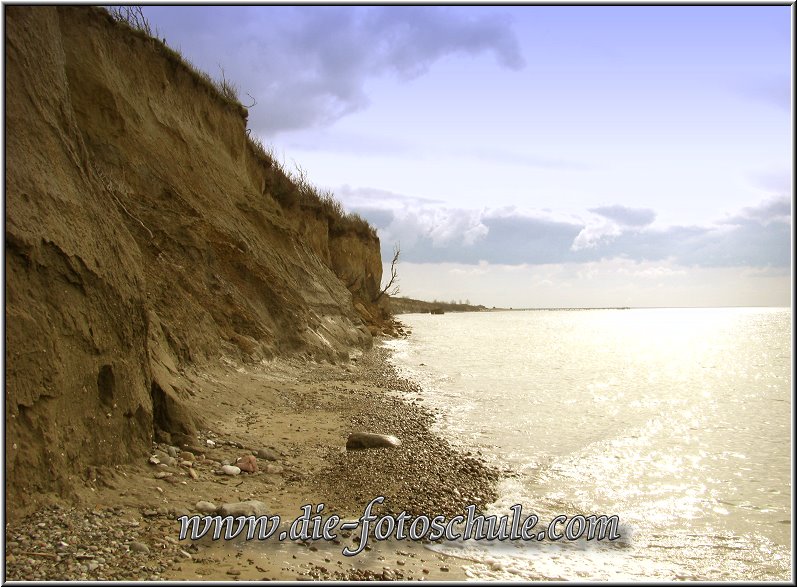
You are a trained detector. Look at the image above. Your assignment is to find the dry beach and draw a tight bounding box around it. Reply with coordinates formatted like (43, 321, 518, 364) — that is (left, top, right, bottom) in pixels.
(5, 343, 507, 581)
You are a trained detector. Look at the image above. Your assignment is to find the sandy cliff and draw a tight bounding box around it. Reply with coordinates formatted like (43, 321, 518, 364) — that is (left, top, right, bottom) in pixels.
(5, 7, 385, 510)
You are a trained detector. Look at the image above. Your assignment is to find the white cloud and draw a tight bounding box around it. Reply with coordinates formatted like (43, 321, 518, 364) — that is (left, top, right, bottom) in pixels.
(352, 191, 789, 271)
(145, 6, 525, 134)
(723, 194, 791, 226)
(589, 205, 657, 226)
(571, 216, 623, 251)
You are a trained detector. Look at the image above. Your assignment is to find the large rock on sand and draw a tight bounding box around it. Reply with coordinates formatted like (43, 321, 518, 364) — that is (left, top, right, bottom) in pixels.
(236, 454, 257, 472)
(219, 500, 268, 517)
(346, 432, 402, 450)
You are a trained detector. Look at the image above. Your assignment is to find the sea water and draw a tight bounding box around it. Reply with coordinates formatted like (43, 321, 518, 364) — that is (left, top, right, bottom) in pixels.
(384, 308, 792, 581)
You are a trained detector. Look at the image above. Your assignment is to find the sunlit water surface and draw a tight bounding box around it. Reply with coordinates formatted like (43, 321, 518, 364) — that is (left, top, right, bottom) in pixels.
(384, 308, 792, 580)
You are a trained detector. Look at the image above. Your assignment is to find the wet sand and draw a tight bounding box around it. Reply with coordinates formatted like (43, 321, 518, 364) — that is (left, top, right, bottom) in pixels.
(5, 341, 504, 580)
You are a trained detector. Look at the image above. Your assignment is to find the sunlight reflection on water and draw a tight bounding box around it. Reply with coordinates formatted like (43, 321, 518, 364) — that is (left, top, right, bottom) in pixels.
(385, 307, 792, 580)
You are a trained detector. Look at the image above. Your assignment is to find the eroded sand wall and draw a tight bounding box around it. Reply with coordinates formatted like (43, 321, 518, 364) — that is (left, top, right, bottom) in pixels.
(5, 6, 383, 510)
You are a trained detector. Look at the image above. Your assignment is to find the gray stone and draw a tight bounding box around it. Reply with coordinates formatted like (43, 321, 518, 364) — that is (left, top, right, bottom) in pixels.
(195, 501, 217, 514)
(151, 454, 175, 467)
(218, 500, 268, 517)
(256, 448, 280, 461)
(167, 446, 179, 458)
(345, 432, 401, 450)
(220, 465, 241, 476)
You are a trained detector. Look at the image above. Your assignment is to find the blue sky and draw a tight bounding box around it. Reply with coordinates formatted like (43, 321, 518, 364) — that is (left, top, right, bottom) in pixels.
(142, 5, 792, 307)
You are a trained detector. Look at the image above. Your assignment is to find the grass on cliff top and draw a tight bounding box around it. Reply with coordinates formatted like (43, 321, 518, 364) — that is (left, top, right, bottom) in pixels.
(245, 135, 375, 238)
(102, 6, 376, 240)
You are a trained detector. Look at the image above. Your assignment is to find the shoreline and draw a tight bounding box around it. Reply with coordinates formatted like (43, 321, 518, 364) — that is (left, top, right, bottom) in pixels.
(5, 338, 503, 580)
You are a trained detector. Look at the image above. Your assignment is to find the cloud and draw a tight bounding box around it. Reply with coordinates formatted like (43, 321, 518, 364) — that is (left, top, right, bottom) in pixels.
(724, 194, 791, 226)
(346, 188, 791, 269)
(364, 7, 525, 74)
(383, 207, 490, 250)
(577, 219, 791, 269)
(589, 205, 656, 226)
(353, 203, 585, 264)
(571, 205, 655, 251)
(144, 6, 525, 134)
(337, 185, 443, 209)
(571, 216, 623, 251)
(474, 213, 582, 264)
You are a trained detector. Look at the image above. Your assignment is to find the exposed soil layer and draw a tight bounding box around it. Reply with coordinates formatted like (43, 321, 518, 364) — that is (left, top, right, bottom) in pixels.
(5, 6, 395, 510)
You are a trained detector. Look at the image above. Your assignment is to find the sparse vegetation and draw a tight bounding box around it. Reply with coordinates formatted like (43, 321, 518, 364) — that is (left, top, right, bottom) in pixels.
(257, 156, 376, 238)
(107, 6, 152, 36)
(389, 297, 489, 314)
(246, 133, 272, 164)
(102, 5, 376, 241)
(216, 65, 240, 103)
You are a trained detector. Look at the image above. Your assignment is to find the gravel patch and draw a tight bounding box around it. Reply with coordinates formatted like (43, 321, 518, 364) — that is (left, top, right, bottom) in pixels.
(5, 342, 506, 581)
(316, 345, 504, 519)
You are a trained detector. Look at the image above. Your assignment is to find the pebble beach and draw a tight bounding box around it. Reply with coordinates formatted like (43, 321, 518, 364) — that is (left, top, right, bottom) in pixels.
(4, 341, 504, 581)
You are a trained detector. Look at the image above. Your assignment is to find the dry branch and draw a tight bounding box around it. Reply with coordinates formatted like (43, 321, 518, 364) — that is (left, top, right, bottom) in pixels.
(375, 243, 400, 302)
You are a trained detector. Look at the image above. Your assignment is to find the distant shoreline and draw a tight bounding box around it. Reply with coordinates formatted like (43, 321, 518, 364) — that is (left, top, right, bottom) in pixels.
(392, 301, 789, 314)
(388, 296, 495, 314)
